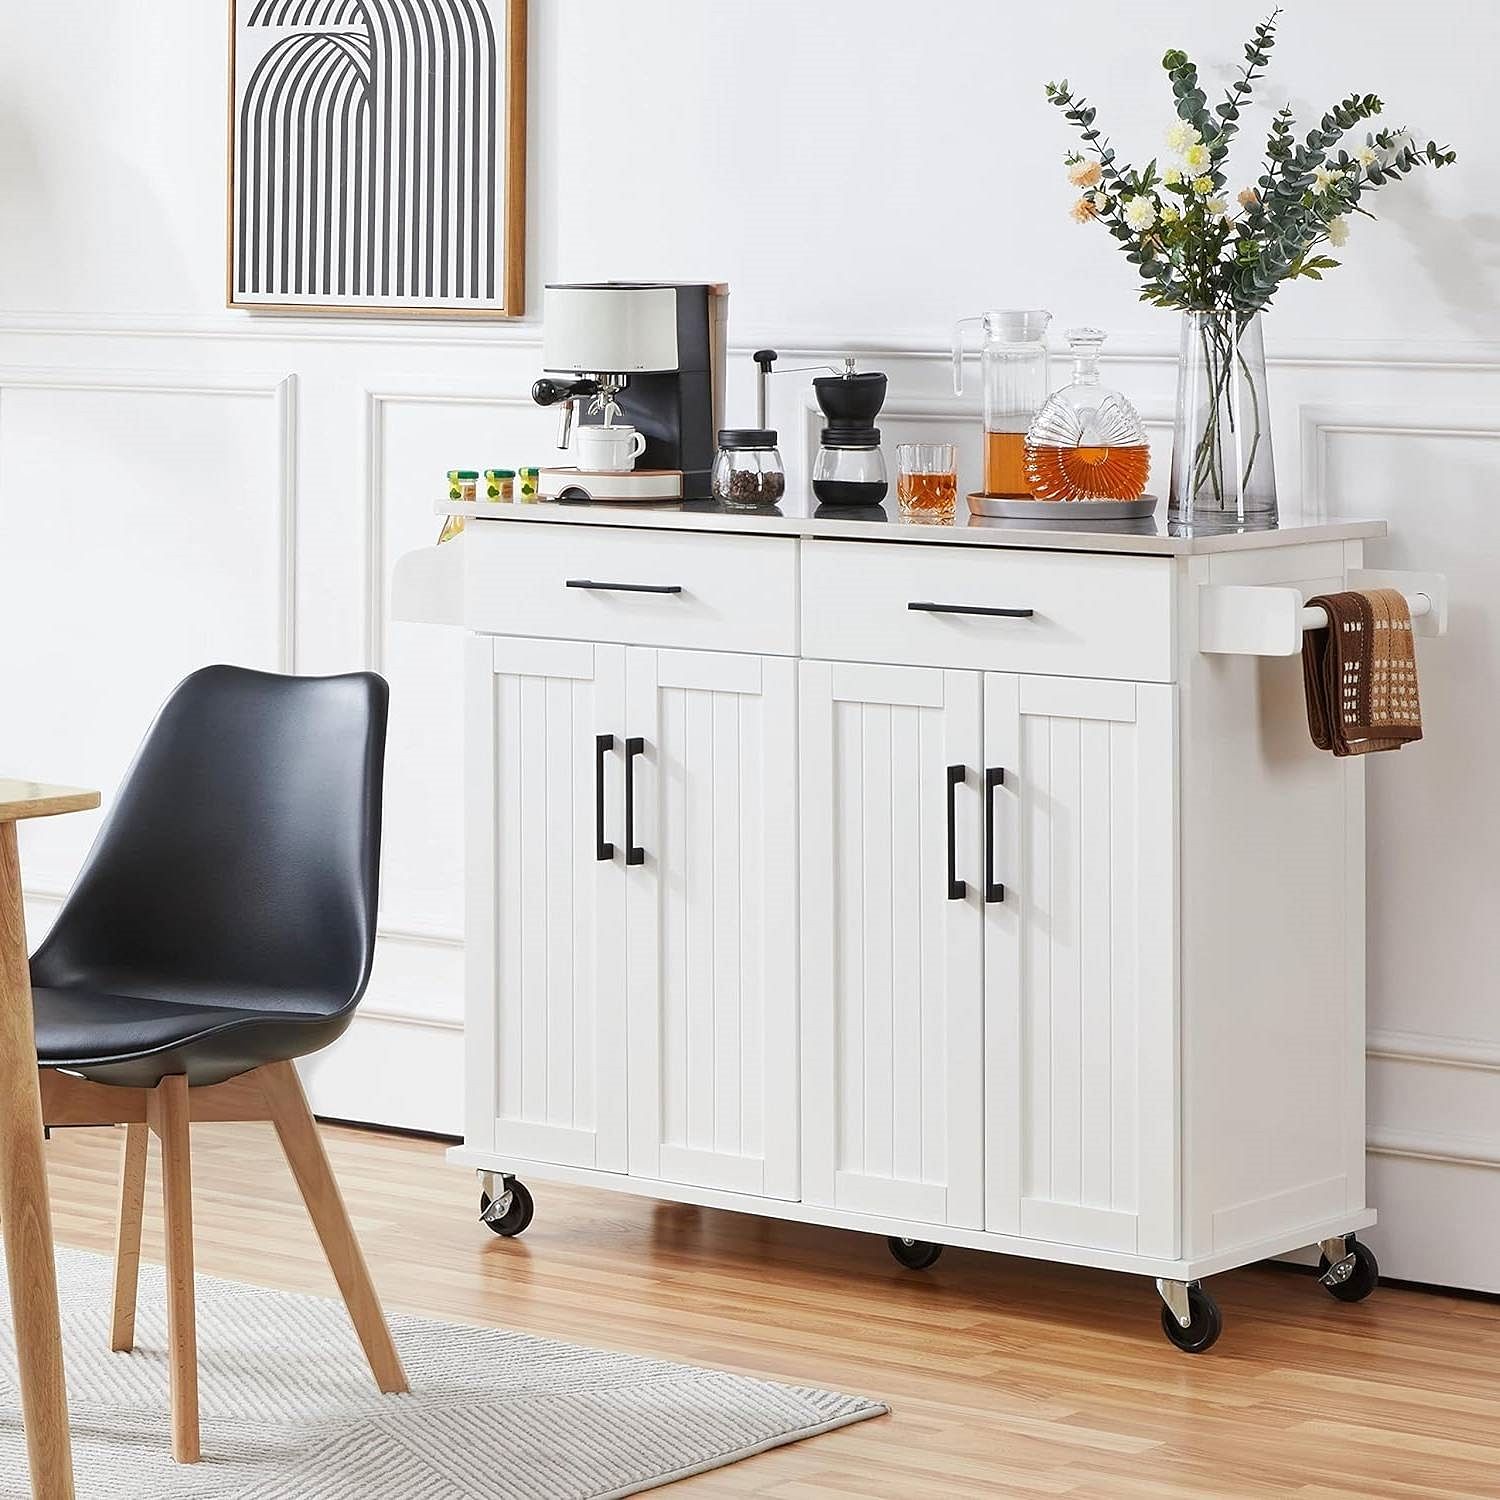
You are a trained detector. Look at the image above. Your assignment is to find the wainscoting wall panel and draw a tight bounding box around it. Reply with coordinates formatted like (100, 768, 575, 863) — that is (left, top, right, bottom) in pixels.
(3, 320, 1498, 1262)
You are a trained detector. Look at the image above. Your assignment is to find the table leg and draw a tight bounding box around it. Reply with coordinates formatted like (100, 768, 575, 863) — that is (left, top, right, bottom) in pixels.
(0, 822, 75, 1500)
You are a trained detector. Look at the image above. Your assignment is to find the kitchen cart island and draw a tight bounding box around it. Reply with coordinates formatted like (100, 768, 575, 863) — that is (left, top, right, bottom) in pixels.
(394, 496, 1446, 1351)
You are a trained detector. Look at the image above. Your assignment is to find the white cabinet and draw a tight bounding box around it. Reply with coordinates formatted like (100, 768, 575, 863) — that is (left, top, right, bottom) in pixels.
(466, 635, 799, 1197)
(983, 674, 1179, 1259)
(464, 634, 628, 1172)
(625, 649, 800, 1199)
(414, 514, 1396, 1351)
(798, 661, 985, 1228)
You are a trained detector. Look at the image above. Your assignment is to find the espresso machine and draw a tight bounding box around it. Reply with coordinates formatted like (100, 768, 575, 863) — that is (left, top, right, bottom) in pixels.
(530, 281, 728, 501)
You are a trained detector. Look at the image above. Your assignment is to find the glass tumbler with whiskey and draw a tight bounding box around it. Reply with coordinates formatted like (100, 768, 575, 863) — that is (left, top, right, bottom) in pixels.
(953, 309, 1052, 496)
(896, 443, 958, 521)
(1024, 328, 1150, 501)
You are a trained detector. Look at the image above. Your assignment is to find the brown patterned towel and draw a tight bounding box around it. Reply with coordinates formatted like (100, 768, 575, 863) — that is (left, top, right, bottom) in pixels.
(1302, 588, 1423, 756)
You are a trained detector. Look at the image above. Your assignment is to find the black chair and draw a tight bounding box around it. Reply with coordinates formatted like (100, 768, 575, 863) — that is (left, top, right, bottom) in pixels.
(32, 665, 408, 1463)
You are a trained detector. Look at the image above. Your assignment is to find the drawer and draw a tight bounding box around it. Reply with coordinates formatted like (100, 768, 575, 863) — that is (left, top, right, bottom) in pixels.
(464, 522, 799, 656)
(800, 539, 1174, 682)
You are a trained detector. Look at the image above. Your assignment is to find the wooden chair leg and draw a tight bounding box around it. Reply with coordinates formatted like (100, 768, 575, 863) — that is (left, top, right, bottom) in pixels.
(258, 1061, 408, 1394)
(151, 1076, 199, 1464)
(110, 1123, 149, 1353)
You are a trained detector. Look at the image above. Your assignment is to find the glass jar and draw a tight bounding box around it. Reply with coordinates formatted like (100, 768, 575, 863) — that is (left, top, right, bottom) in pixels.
(953, 309, 1052, 496)
(1024, 328, 1150, 501)
(711, 429, 786, 509)
(811, 431, 888, 506)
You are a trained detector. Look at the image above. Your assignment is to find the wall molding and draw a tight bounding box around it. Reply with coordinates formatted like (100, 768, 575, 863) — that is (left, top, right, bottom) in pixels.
(0, 365, 298, 672)
(1368, 1028, 1500, 1074)
(1299, 403, 1500, 520)
(8, 310, 1500, 373)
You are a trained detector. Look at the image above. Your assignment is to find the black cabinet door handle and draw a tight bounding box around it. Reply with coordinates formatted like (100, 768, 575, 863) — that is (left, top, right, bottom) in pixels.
(984, 767, 1006, 904)
(624, 736, 645, 866)
(908, 601, 1035, 618)
(566, 579, 683, 595)
(595, 734, 616, 861)
(946, 764, 967, 901)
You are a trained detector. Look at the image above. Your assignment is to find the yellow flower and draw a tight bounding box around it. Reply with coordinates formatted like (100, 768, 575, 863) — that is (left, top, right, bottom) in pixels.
(1067, 159, 1103, 188)
(1070, 196, 1097, 224)
(1191, 175, 1214, 195)
(1160, 203, 1181, 225)
(1238, 186, 1259, 209)
(1165, 121, 1201, 153)
(1182, 143, 1211, 171)
(1163, 166, 1183, 186)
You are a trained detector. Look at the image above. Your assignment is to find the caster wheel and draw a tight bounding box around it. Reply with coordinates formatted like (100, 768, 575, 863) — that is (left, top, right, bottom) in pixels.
(1319, 1238, 1379, 1303)
(887, 1236, 944, 1270)
(1160, 1284, 1222, 1354)
(480, 1179, 534, 1238)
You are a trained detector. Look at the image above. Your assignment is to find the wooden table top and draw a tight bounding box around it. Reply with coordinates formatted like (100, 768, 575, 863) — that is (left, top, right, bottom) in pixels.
(0, 781, 101, 824)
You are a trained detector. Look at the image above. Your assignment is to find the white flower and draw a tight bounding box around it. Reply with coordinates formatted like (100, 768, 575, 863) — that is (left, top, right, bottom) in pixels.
(1191, 175, 1214, 195)
(1090, 190, 1112, 211)
(1204, 196, 1229, 217)
(1182, 142, 1211, 171)
(1326, 215, 1350, 248)
(1123, 196, 1158, 231)
(1165, 121, 1201, 153)
(1355, 144, 1379, 168)
(1163, 165, 1183, 186)
(1311, 164, 1345, 194)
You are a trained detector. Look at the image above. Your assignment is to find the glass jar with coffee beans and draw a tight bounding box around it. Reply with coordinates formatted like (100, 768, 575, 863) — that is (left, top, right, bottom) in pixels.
(711, 429, 786, 510)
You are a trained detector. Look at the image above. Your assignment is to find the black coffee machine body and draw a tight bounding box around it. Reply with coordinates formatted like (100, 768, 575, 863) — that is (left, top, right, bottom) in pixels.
(531, 282, 728, 501)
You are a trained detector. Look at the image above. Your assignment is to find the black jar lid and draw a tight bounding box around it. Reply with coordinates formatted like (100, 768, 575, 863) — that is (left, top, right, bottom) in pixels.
(718, 428, 779, 449)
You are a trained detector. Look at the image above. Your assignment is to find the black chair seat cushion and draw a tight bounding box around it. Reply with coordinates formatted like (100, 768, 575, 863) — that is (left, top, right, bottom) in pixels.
(32, 986, 354, 1089)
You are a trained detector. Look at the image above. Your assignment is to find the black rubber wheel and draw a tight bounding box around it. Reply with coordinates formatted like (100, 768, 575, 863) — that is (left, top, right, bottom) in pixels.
(887, 1236, 944, 1270)
(1160, 1284, 1222, 1354)
(480, 1180, 534, 1238)
(1318, 1237, 1379, 1303)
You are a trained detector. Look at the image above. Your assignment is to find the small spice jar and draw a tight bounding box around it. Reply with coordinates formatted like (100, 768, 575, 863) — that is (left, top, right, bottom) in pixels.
(447, 469, 479, 504)
(483, 467, 515, 503)
(711, 430, 786, 510)
(518, 466, 540, 502)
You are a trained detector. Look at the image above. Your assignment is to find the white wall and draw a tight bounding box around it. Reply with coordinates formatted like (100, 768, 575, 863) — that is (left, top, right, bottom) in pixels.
(3, 1, 1498, 1288)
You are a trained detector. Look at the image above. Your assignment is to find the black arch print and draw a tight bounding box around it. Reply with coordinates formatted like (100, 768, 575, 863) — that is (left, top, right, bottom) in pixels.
(234, 0, 500, 304)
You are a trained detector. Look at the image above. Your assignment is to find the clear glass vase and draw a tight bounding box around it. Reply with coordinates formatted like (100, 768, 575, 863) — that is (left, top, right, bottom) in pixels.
(1168, 310, 1276, 530)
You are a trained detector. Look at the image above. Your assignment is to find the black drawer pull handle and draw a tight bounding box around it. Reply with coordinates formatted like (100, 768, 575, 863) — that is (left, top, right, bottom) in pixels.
(909, 601, 1035, 618)
(946, 764, 967, 901)
(595, 734, 616, 861)
(624, 736, 645, 866)
(567, 579, 683, 595)
(984, 766, 1006, 904)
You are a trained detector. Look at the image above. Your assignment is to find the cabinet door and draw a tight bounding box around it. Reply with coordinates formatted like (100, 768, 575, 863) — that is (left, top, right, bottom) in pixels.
(465, 635, 628, 1172)
(799, 661, 985, 1229)
(624, 648, 800, 1199)
(984, 674, 1179, 1257)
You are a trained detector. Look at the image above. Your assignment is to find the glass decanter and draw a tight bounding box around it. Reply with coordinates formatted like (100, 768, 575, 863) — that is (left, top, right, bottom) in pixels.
(1024, 328, 1150, 501)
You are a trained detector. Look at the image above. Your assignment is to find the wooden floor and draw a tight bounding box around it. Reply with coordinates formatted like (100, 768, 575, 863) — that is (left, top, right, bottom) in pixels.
(35, 1121, 1500, 1498)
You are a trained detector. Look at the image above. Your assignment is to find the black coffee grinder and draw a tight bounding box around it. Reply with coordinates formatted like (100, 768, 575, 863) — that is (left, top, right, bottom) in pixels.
(752, 352, 889, 506)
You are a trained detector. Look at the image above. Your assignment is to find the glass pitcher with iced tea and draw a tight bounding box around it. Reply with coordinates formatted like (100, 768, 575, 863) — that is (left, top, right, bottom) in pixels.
(952, 309, 1052, 496)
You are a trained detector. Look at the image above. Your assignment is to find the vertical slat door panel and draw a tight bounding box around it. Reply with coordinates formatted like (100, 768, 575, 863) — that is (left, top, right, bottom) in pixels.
(985, 673, 1179, 1257)
(800, 661, 984, 1229)
(481, 637, 628, 1172)
(626, 649, 799, 1200)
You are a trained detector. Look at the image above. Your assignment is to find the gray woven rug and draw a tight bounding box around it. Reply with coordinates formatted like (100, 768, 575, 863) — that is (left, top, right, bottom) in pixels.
(0, 1245, 885, 1498)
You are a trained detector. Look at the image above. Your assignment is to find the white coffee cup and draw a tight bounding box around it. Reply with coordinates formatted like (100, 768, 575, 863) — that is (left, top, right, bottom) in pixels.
(574, 423, 647, 472)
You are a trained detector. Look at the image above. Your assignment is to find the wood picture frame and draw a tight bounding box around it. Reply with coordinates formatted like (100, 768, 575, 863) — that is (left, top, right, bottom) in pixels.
(226, 0, 527, 318)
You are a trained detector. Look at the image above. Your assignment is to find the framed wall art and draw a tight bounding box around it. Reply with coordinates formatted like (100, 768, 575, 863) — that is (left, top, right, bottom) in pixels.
(227, 0, 526, 317)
